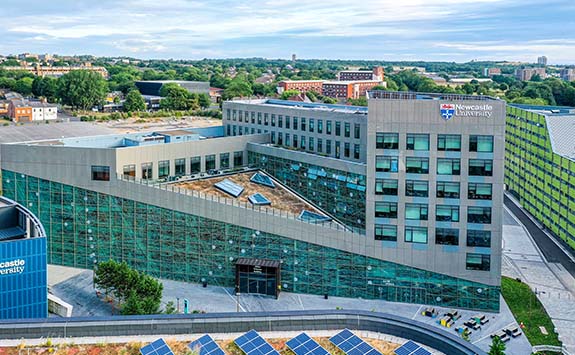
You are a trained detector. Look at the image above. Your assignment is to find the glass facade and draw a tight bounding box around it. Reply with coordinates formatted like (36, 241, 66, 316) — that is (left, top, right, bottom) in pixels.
(248, 153, 366, 233)
(2, 169, 499, 311)
(506, 106, 575, 250)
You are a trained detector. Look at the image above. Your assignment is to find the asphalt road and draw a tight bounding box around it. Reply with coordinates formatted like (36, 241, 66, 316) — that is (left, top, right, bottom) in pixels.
(504, 194, 575, 277)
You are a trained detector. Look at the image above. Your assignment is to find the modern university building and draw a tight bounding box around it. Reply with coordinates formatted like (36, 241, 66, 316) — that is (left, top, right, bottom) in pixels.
(0, 196, 47, 320)
(506, 104, 575, 251)
(0, 92, 505, 312)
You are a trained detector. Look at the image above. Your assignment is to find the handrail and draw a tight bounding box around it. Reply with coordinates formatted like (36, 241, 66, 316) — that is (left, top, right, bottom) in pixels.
(532, 344, 572, 355)
(0, 310, 486, 355)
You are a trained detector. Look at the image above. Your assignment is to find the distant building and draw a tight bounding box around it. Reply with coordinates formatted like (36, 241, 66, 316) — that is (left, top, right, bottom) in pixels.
(17, 53, 39, 61)
(483, 68, 501, 77)
(277, 80, 324, 95)
(135, 80, 210, 97)
(338, 66, 384, 81)
(8, 99, 57, 122)
(0, 100, 8, 117)
(1, 64, 108, 78)
(291, 54, 296, 62)
(537, 56, 548, 66)
(209, 87, 224, 103)
(515, 68, 546, 81)
(322, 80, 384, 99)
(142, 95, 162, 110)
(560, 68, 575, 82)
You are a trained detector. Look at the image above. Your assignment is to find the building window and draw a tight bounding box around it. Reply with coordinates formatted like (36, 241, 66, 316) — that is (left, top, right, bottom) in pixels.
(467, 230, 491, 247)
(405, 180, 428, 197)
(264, 113, 269, 126)
(234, 151, 243, 167)
(226, 125, 231, 136)
(344, 122, 350, 137)
(335, 121, 341, 136)
(344, 142, 350, 157)
(286, 116, 290, 129)
(278, 132, 283, 145)
(469, 159, 493, 176)
(205, 154, 216, 171)
(190, 156, 201, 173)
(470, 135, 494, 152)
(375, 225, 397, 241)
(326, 120, 332, 134)
(226, 109, 231, 120)
(436, 228, 459, 245)
(257, 112, 262, 125)
(436, 182, 460, 199)
(300, 136, 306, 149)
(271, 131, 276, 144)
(326, 140, 332, 155)
(468, 183, 492, 200)
(376, 155, 398, 172)
(251, 112, 255, 124)
(142, 162, 153, 180)
(437, 158, 461, 175)
(232, 110, 237, 121)
(406, 134, 429, 150)
(354, 123, 360, 139)
(91, 165, 110, 181)
(405, 203, 428, 220)
(335, 141, 341, 158)
(466, 253, 490, 271)
(375, 179, 398, 195)
(238, 111, 243, 122)
(309, 118, 314, 133)
(293, 117, 298, 130)
(293, 135, 298, 148)
(438, 134, 461, 151)
(376, 133, 399, 149)
(436, 205, 460, 222)
(123, 164, 135, 180)
(158, 160, 170, 178)
(318, 119, 323, 134)
(353, 144, 360, 160)
(278, 115, 283, 128)
(271, 114, 276, 127)
(175, 158, 186, 176)
(375, 202, 397, 218)
(406, 157, 429, 174)
(301, 117, 306, 131)
(309, 137, 314, 151)
(285, 133, 291, 147)
(467, 207, 492, 224)
(405, 226, 428, 244)
(220, 153, 230, 169)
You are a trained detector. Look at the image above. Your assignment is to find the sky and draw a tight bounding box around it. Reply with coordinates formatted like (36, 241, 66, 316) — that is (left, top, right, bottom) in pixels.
(0, 0, 574, 64)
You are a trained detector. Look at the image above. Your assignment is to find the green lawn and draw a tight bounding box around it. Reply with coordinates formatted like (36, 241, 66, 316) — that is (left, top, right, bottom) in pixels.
(501, 276, 562, 347)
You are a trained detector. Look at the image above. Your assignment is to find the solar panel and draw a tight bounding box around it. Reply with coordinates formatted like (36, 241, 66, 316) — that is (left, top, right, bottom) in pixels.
(287, 333, 330, 355)
(250, 172, 275, 188)
(140, 338, 174, 355)
(234, 329, 280, 355)
(329, 329, 382, 355)
(188, 334, 225, 355)
(248, 193, 271, 206)
(214, 179, 244, 197)
(393, 340, 431, 355)
(298, 210, 332, 223)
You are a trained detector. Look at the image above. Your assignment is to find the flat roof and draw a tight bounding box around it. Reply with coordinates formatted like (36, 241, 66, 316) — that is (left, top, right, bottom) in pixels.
(368, 91, 500, 101)
(229, 99, 368, 115)
(323, 80, 381, 84)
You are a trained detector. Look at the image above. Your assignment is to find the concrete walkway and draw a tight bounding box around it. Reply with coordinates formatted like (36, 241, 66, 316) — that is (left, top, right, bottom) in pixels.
(502, 203, 575, 353)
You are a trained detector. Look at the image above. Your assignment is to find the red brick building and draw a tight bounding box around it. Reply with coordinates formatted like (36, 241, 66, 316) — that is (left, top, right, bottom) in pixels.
(322, 80, 383, 99)
(277, 80, 324, 95)
(338, 66, 384, 81)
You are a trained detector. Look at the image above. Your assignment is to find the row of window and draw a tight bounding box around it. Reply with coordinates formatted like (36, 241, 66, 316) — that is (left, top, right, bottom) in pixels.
(376, 156, 493, 176)
(92, 152, 244, 181)
(375, 225, 491, 247)
(376, 133, 494, 153)
(375, 203, 492, 224)
(227, 109, 361, 138)
(375, 180, 492, 200)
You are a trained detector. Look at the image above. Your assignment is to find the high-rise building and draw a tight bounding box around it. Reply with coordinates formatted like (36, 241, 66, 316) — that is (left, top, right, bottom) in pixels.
(537, 56, 548, 66)
(506, 104, 575, 251)
(515, 68, 546, 81)
(483, 68, 501, 77)
(0, 196, 47, 320)
(1, 93, 505, 312)
(560, 68, 575, 82)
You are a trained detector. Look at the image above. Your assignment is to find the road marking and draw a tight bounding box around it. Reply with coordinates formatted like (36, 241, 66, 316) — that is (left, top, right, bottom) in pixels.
(412, 305, 424, 320)
(222, 287, 246, 312)
(472, 321, 516, 344)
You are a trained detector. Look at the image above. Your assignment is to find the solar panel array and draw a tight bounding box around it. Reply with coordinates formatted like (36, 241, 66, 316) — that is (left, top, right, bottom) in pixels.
(248, 193, 272, 206)
(188, 334, 226, 355)
(329, 329, 382, 355)
(250, 172, 276, 188)
(393, 341, 431, 355)
(298, 210, 332, 223)
(214, 179, 244, 197)
(235, 329, 281, 355)
(140, 338, 174, 355)
(286, 332, 330, 355)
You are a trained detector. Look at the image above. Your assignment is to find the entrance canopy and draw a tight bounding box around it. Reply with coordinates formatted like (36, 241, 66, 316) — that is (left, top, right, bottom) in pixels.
(235, 258, 281, 298)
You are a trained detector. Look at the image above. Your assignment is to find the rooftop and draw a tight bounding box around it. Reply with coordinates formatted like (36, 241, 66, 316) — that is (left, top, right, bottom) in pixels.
(367, 91, 500, 101)
(230, 99, 368, 115)
(323, 80, 381, 84)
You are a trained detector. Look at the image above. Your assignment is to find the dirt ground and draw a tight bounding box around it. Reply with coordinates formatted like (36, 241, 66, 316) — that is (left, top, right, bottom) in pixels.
(95, 116, 222, 134)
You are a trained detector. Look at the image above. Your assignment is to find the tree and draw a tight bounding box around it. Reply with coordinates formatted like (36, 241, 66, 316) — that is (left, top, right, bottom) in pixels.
(123, 89, 146, 112)
(280, 89, 301, 100)
(32, 77, 58, 102)
(57, 70, 107, 110)
(13, 77, 34, 96)
(488, 336, 506, 355)
(159, 83, 198, 110)
(223, 76, 253, 100)
(197, 93, 211, 109)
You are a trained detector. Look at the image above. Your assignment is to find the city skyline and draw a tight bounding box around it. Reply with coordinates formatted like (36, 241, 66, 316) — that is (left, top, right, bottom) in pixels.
(0, 0, 574, 63)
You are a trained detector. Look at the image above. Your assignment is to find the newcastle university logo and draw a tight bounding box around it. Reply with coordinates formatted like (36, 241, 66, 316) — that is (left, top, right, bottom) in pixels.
(440, 104, 455, 120)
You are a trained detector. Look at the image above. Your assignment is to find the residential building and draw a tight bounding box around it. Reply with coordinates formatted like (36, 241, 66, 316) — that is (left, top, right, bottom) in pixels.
(483, 68, 501, 77)
(537, 56, 548, 66)
(209, 87, 224, 103)
(0, 196, 47, 320)
(322, 80, 383, 99)
(506, 104, 575, 251)
(8, 99, 57, 122)
(1, 64, 108, 78)
(135, 80, 210, 97)
(515, 68, 546, 81)
(0, 100, 9, 117)
(338, 66, 385, 81)
(277, 80, 324, 95)
(1, 92, 505, 312)
(8, 100, 32, 122)
(560, 68, 575, 82)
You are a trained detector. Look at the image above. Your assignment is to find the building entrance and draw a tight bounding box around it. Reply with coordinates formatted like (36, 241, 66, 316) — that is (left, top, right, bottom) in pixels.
(235, 258, 280, 298)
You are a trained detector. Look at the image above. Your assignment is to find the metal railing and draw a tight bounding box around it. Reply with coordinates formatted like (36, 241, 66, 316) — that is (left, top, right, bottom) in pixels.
(367, 90, 498, 102)
(532, 345, 573, 355)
